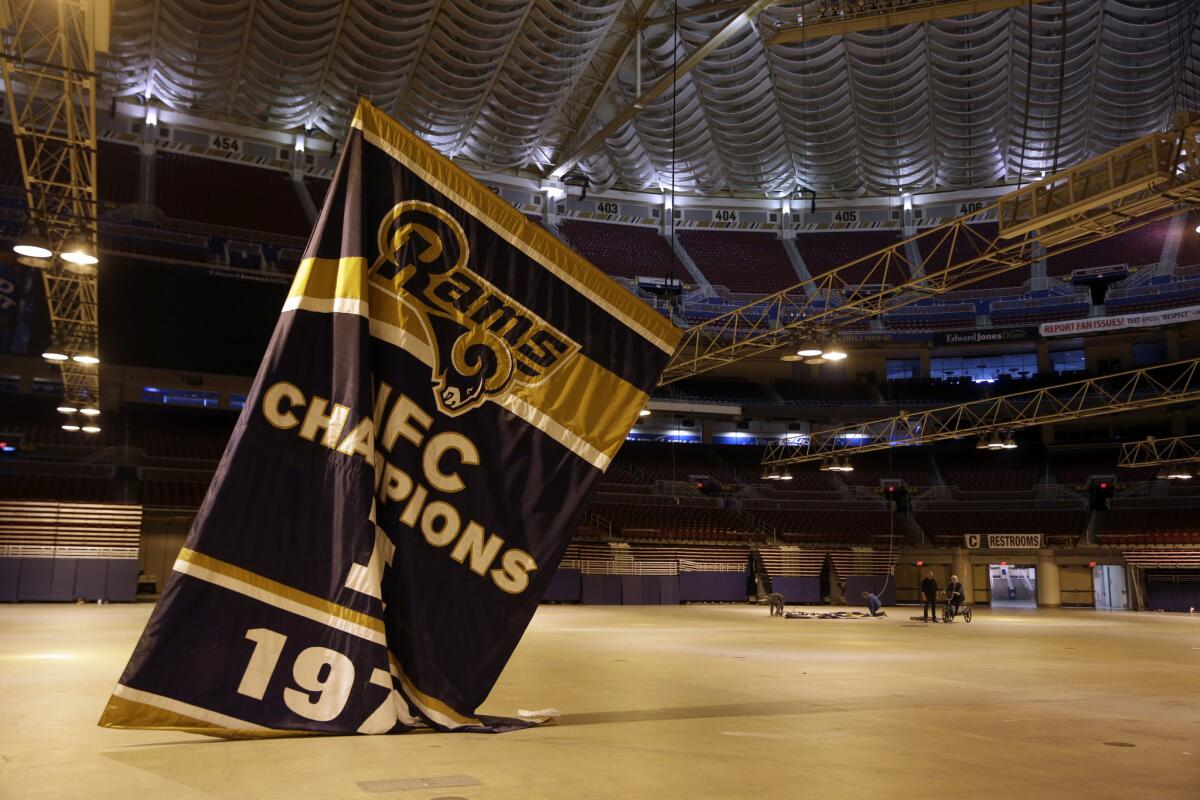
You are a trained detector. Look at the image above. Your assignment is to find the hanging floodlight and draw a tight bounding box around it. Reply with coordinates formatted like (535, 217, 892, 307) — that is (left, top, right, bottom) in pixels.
(81, 425, 101, 433)
(639, 408, 651, 417)
(780, 353, 802, 362)
(1001, 434, 1018, 450)
(79, 407, 100, 416)
(820, 342, 847, 361)
(779, 469, 793, 481)
(976, 437, 990, 450)
(61, 424, 80, 432)
(13, 227, 52, 259)
(60, 236, 98, 266)
(1155, 467, 1170, 480)
(1167, 465, 1194, 480)
(761, 467, 773, 480)
(838, 457, 854, 472)
(987, 432, 1005, 450)
(56, 404, 77, 414)
(42, 343, 69, 361)
(818, 458, 833, 471)
(72, 353, 99, 365)
(796, 346, 823, 358)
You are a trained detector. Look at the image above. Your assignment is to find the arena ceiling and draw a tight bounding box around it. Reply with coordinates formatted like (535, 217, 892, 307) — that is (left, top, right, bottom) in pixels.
(102, 0, 1200, 198)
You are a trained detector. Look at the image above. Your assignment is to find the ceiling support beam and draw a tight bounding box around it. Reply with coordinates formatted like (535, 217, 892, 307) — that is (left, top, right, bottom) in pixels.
(762, 358, 1200, 467)
(659, 113, 1200, 386)
(767, 0, 1049, 45)
(549, 0, 776, 180)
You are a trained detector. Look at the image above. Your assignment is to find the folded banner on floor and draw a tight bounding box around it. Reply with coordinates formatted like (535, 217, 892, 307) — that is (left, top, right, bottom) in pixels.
(99, 100, 681, 738)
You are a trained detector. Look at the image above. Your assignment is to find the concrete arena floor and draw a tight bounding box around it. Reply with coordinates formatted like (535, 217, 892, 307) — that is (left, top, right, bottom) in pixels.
(1, 604, 1198, 800)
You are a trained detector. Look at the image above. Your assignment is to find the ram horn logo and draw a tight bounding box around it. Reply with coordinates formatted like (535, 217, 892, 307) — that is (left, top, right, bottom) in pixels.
(370, 200, 580, 417)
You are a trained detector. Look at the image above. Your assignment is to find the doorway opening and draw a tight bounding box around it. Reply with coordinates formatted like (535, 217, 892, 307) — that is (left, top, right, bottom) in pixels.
(989, 564, 1036, 607)
(1093, 565, 1129, 610)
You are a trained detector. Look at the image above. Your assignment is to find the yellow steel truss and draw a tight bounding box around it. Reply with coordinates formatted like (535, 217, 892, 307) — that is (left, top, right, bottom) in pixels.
(761, 357, 1200, 466)
(1118, 434, 1200, 469)
(660, 113, 1200, 386)
(0, 0, 100, 407)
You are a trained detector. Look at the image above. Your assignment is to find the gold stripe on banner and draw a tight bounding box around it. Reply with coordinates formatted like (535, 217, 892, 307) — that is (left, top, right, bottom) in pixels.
(349, 99, 682, 357)
(389, 653, 483, 730)
(174, 548, 387, 644)
(99, 686, 313, 739)
(285, 256, 644, 470)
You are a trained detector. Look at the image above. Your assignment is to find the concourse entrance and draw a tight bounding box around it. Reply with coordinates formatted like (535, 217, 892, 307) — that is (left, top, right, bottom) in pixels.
(1093, 565, 1129, 609)
(989, 564, 1037, 607)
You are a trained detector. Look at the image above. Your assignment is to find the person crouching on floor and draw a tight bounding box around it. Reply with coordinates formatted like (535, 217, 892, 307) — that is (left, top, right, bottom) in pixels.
(861, 591, 887, 617)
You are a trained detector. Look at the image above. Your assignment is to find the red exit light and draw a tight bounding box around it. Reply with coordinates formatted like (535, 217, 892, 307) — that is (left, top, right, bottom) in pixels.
(1000, 561, 1007, 567)
(1088, 561, 1097, 568)
(887, 485, 895, 492)
(1099, 482, 1108, 490)
(915, 560, 924, 566)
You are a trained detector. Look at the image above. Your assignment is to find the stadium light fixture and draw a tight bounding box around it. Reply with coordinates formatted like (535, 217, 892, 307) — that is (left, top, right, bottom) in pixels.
(1001, 434, 1018, 450)
(81, 425, 101, 434)
(820, 344, 847, 361)
(778, 469, 793, 481)
(61, 238, 98, 266)
(639, 408, 651, 417)
(56, 405, 77, 414)
(818, 458, 833, 471)
(72, 353, 99, 365)
(79, 407, 100, 416)
(13, 227, 52, 259)
(796, 346, 822, 358)
(61, 424, 80, 432)
(838, 457, 854, 472)
(42, 346, 69, 361)
(987, 432, 1005, 450)
(975, 437, 990, 450)
(1166, 466, 1194, 480)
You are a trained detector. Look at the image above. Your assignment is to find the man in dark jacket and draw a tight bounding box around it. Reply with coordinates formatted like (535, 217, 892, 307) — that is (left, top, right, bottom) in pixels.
(920, 571, 939, 622)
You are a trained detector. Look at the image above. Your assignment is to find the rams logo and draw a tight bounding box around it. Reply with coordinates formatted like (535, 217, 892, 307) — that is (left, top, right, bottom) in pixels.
(370, 201, 579, 416)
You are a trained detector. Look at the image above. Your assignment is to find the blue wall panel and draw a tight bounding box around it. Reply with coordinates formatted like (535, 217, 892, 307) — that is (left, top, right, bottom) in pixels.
(621, 575, 643, 604)
(105, 560, 139, 602)
(543, 568, 581, 602)
(74, 560, 109, 600)
(17, 558, 54, 601)
(846, 575, 896, 606)
(601, 574, 623, 605)
(0, 558, 20, 602)
(50, 559, 78, 601)
(581, 574, 605, 604)
(772, 576, 821, 603)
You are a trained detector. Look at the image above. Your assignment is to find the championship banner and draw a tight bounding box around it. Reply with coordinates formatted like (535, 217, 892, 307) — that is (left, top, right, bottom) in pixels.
(99, 99, 681, 738)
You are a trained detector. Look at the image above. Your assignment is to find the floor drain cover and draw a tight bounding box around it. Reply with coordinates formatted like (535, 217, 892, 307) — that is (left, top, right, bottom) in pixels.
(1103, 741, 1136, 748)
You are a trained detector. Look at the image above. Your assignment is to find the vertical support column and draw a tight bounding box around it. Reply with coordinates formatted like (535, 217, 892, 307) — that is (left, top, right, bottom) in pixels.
(919, 349, 931, 379)
(1029, 241, 1048, 290)
(701, 418, 715, 445)
(953, 548, 973, 603)
(1036, 550, 1061, 608)
(1036, 340, 1051, 374)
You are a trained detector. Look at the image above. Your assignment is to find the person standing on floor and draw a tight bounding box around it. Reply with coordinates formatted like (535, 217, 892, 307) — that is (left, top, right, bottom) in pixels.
(921, 571, 939, 623)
